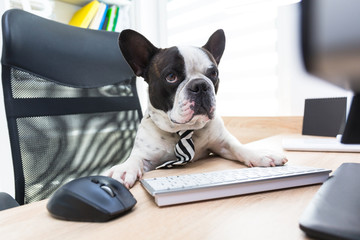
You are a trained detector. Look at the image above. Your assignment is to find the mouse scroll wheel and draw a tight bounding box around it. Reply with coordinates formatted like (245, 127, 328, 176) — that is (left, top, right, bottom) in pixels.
(100, 185, 116, 197)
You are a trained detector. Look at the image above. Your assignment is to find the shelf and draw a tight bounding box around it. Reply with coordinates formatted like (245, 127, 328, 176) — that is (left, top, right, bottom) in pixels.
(1, 0, 132, 25)
(58, 0, 131, 7)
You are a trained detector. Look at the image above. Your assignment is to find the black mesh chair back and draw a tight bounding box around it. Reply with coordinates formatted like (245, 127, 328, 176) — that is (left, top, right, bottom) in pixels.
(1, 9, 142, 205)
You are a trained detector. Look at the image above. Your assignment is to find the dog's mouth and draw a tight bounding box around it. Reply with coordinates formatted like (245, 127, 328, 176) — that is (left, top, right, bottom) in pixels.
(170, 113, 212, 125)
(192, 102, 215, 119)
(170, 103, 215, 125)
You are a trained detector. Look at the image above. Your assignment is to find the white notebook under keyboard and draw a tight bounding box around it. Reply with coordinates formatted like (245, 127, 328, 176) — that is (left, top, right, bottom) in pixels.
(141, 165, 331, 206)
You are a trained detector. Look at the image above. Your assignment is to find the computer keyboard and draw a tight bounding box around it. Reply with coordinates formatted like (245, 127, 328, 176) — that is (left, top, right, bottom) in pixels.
(140, 165, 331, 206)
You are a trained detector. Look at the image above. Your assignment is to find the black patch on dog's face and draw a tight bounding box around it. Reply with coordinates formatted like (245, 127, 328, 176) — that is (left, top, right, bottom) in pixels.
(145, 47, 186, 112)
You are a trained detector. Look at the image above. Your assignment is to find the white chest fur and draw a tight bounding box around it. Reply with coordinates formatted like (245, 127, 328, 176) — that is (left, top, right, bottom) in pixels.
(134, 112, 227, 171)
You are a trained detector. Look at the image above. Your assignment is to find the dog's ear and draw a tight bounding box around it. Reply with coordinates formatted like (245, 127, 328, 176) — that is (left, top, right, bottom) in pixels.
(118, 29, 159, 78)
(202, 29, 226, 65)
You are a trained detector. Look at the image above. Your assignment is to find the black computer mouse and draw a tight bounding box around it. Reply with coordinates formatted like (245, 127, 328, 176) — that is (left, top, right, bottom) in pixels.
(47, 176, 137, 222)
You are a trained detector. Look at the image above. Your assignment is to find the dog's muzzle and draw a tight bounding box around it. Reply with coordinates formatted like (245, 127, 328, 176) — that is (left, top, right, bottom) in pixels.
(187, 78, 216, 119)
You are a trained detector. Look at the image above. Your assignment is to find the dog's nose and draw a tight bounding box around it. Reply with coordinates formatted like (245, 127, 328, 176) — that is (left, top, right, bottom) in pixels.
(188, 79, 210, 93)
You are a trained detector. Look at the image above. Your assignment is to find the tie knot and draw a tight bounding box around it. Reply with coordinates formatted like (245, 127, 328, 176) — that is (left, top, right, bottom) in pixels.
(178, 130, 194, 139)
(156, 130, 195, 169)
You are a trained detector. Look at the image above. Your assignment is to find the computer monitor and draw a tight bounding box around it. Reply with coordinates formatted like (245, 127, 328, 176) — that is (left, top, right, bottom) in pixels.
(301, 0, 360, 144)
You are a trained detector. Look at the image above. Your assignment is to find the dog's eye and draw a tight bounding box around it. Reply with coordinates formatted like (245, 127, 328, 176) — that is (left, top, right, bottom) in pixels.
(210, 70, 218, 78)
(207, 67, 218, 80)
(166, 73, 178, 83)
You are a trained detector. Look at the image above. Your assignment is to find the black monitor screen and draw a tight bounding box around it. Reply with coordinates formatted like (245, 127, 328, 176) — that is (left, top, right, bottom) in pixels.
(301, 0, 360, 143)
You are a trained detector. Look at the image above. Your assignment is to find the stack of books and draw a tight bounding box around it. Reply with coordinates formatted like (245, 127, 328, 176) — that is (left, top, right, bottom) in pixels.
(69, 0, 130, 32)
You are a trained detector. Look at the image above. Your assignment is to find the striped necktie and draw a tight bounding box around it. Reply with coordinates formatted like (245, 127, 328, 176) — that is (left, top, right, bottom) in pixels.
(156, 130, 195, 169)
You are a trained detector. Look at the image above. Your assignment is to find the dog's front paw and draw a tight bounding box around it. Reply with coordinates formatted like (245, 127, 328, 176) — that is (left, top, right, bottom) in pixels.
(245, 150, 288, 167)
(106, 162, 143, 189)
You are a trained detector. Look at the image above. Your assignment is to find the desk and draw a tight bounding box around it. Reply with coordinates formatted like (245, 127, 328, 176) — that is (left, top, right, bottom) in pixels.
(1, 133, 359, 239)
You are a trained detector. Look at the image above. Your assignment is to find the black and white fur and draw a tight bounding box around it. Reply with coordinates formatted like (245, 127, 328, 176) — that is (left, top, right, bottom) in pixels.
(107, 29, 288, 188)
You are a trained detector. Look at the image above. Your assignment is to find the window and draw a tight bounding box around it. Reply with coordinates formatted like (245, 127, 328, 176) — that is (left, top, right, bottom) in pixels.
(166, 0, 297, 116)
(132, 0, 351, 116)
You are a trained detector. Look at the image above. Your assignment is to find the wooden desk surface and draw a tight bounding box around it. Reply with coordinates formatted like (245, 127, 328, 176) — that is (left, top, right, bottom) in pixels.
(222, 116, 303, 144)
(1, 131, 359, 240)
(0, 117, 360, 240)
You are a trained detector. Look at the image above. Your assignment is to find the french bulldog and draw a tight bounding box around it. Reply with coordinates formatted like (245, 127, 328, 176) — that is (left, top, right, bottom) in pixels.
(107, 29, 288, 188)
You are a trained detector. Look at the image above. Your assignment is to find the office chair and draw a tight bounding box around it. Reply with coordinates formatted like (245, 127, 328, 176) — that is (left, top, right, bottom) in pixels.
(1, 9, 142, 206)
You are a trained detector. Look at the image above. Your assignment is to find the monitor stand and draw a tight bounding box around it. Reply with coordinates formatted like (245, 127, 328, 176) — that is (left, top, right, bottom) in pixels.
(282, 135, 360, 153)
(341, 93, 360, 144)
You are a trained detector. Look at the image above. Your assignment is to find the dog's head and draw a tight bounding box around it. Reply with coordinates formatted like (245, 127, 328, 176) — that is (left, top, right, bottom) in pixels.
(118, 29, 225, 132)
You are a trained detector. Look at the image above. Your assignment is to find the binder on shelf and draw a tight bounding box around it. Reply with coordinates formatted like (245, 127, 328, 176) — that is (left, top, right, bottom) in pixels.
(105, 5, 119, 31)
(69, 0, 100, 28)
(88, 2, 108, 30)
(111, 6, 119, 31)
(68, 1, 130, 32)
(98, 4, 109, 30)
(101, 7, 110, 31)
